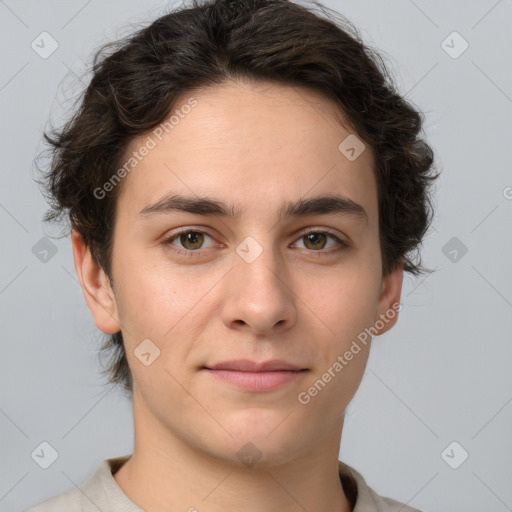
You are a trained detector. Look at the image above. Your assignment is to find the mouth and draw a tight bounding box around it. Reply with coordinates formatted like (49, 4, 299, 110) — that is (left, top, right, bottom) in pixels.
(201, 359, 309, 392)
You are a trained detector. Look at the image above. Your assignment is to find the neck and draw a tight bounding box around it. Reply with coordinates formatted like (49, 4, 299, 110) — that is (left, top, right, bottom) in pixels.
(113, 393, 352, 512)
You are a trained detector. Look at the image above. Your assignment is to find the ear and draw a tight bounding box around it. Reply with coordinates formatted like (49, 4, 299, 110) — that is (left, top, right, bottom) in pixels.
(373, 261, 403, 336)
(71, 229, 121, 334)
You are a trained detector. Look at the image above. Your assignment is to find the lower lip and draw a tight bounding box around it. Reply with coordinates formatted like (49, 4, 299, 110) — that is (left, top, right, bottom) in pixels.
(203, 369, 308, 391)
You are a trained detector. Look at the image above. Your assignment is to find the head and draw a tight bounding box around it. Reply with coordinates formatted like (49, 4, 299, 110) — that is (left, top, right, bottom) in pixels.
(38, 0, 437, 467)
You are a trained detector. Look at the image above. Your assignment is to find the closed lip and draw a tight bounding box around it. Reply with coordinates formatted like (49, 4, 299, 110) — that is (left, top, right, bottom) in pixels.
(204, 359, 306, 372)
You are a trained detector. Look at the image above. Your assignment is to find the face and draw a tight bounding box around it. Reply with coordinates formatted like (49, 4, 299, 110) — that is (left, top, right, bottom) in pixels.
(74, 79, 403, 468)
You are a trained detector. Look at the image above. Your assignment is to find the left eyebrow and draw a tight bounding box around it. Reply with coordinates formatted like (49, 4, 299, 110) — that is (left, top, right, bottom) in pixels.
(139, 193, 368, 225)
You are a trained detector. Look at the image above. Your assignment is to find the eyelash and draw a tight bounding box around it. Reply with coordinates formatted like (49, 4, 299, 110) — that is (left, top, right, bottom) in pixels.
(162, 227, 349, 258)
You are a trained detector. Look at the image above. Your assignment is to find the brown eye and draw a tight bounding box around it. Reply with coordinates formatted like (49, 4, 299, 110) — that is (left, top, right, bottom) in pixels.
(163, 228, 348, 259)
(178, 231, 205, 250)
(302, 232, 328, 250)
(164, 229, 216, 257)
(293, 230, 348, 253)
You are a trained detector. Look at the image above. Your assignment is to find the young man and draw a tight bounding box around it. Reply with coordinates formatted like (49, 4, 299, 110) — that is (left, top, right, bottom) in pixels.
(27, 0, 438, 510)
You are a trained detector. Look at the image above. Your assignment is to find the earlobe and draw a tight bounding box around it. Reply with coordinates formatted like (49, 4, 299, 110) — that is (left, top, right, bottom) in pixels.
(71, 229, 121, 334)
(374, 263, 403, 336)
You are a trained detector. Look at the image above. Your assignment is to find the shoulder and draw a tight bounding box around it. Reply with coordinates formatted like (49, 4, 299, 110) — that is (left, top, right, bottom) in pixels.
(23, 487, 81, 512)
(23, 456, 132, 512)
(365, 487, 423, 512)
(338, 460, 424, 512)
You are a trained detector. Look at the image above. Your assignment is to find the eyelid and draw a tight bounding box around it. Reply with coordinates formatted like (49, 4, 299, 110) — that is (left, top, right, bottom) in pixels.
(294, 226, 347, 241)
(163, 225, 350, 256)
(164, 226, 219, 251)
(291, 227, 350, 252)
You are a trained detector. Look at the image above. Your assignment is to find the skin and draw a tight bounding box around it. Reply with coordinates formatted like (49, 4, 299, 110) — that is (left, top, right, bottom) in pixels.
(72, 79, 403, 512)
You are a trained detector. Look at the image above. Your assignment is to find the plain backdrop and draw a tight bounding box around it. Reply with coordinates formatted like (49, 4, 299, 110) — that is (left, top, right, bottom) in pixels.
(1, 0, 511, 511)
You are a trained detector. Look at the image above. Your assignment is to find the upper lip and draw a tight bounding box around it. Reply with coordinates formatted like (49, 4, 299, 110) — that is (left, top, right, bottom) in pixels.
(204, 359, 305, 372)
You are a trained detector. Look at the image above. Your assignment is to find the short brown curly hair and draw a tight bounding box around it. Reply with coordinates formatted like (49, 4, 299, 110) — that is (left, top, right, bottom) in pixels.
(36, 0, 439, 398)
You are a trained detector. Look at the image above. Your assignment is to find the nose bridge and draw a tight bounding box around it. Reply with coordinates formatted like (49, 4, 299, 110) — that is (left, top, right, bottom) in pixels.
(222, 232, 297, 332)
(234, 232, 286, 296)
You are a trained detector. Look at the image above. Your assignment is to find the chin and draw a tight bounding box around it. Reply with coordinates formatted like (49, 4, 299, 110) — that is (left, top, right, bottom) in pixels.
(211, 421, 308, 468)
(211, 439, 304, 470)
(221, 406, 292, 437)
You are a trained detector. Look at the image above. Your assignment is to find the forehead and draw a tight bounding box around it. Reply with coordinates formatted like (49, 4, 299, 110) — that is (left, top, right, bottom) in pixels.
(115, 80, 378, 225)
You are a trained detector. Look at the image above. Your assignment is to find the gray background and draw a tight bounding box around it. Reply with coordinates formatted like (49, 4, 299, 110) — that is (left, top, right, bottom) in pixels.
(1, 0, 511, 511)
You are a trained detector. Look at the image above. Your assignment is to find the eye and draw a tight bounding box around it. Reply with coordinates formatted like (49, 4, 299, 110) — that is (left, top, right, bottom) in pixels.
(164, 229, 217, 257)
(163, 227, 349, 258)
(292, 229, 349, 253)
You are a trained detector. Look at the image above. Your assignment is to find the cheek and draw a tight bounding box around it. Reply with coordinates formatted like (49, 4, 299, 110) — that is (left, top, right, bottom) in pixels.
(113, 254, 204, 337)
(112, 256, 218, 387)
(307, 268, 380, 338)
(300, 265, 380, 395)
(297, 279, 375, 416)
(299, 345, 370, 414)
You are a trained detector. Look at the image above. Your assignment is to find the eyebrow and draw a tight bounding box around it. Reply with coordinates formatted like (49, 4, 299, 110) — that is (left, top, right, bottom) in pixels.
(139, 193, 368, 224)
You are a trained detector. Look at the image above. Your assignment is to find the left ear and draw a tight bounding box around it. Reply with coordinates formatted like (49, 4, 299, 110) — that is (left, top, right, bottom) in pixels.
(373, 262, 403, 336)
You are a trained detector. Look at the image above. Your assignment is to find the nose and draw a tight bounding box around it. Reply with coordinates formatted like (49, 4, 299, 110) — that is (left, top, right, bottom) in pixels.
(220, 241, 298, 335)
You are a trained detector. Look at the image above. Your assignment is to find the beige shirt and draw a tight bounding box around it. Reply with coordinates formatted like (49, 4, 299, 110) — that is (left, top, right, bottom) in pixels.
(24, 455, 422, 512)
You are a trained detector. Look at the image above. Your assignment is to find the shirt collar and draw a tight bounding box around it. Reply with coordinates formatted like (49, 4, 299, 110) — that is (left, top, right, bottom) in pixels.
(79, 454, 412, 512)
